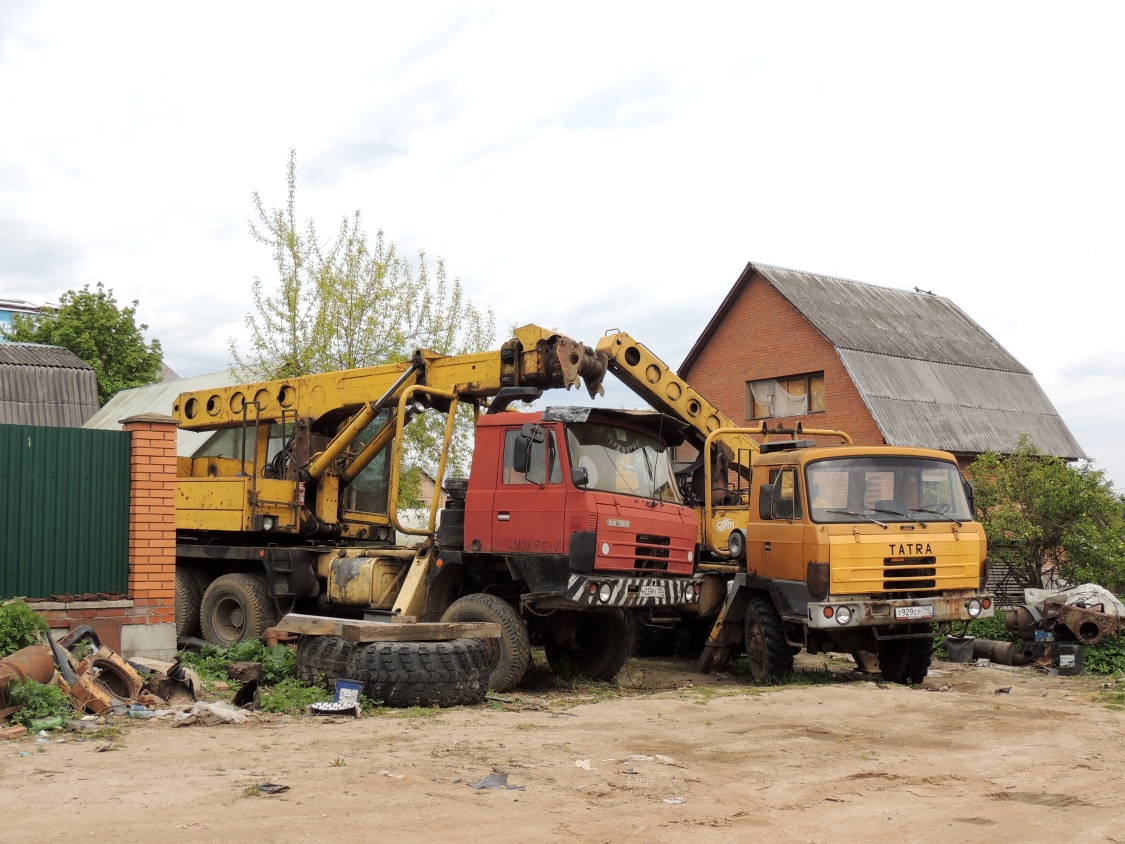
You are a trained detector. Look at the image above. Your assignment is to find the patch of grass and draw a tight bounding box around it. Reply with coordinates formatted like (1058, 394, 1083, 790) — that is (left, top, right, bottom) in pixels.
(1096, 689, 1125, 710)
(241, 785, 262, 797)
(330, 756, 346, 767)
(258, 678, 323, 714)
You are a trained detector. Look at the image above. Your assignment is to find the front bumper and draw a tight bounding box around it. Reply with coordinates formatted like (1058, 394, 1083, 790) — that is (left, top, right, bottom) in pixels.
(806, 593, 993, 630)
(561, 573, 704, 609)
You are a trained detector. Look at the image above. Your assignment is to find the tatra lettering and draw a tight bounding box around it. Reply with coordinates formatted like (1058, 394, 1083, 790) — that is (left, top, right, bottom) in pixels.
(887, 542, 933, 556)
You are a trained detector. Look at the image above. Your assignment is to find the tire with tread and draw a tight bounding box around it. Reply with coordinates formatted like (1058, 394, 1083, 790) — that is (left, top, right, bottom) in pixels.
(544, 610, 630, 682)
(346, 637, 488, 707)
(200, 573, 277, 647)
(440, 593, 530, 692)
(743, 595, 794, 681)
(877, 629, 933, 685)
(175, 568, 205, 637)
(296, 634, 355, 689)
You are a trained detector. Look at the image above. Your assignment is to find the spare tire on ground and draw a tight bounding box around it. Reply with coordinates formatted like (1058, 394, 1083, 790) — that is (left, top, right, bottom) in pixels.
(295, 635, 355, 688)
(346, 637, 489, 708)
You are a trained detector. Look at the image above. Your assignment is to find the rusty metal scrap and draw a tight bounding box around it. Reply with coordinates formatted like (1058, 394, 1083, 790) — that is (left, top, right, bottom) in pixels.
(1039, 597, 1125, 645)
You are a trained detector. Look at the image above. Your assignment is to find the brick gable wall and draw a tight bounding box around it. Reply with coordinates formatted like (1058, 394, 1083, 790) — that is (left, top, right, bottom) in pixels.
(682, 274, 885, 445)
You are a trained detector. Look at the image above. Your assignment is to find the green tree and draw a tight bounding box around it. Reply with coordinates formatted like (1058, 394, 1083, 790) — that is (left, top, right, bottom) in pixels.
(230, 150, 496, 498)
(970, 434, 1125, 590)
(10, 283, 163, 405)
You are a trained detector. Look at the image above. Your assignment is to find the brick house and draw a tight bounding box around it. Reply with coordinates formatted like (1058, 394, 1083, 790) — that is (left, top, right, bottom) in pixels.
(678, 262, 1085, 471)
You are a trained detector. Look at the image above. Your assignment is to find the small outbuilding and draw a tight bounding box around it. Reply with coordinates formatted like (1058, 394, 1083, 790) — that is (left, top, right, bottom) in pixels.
(0, 342, 100, 427)
(679, 262, 1085, 470)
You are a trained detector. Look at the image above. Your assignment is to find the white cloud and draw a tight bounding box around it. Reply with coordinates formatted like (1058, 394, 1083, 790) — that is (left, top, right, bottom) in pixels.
(1, 1, 1122, 490)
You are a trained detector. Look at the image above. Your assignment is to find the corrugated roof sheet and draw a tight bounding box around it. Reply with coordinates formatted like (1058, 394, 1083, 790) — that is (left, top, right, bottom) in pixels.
(84, 370, 240, 455)
(0, 343, 100, 427)
(757, 264, 1029, 371)
(838, 350, 1086, 459)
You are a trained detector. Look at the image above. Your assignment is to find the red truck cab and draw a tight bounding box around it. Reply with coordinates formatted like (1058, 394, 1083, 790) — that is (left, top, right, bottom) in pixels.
(459, 407, 699, 610)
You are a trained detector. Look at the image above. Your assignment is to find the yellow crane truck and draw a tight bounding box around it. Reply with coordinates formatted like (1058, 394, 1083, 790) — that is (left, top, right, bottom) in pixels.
(172, 326, 702, 702)
(596, 331, 994, 685)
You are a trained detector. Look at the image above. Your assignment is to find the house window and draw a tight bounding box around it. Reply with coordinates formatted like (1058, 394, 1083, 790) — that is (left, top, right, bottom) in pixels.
(747, 372, 825, 419)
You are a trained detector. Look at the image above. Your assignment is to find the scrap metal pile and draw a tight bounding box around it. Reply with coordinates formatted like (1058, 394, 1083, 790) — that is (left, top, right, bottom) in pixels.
(0, 626, 199, 735)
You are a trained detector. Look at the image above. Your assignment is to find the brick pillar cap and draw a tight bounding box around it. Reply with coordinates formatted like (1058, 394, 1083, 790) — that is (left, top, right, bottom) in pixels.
(121, 413, 180, 426)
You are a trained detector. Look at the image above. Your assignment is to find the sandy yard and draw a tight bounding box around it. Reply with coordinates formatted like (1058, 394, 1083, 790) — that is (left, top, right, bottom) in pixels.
(3, 652, 1124, 844)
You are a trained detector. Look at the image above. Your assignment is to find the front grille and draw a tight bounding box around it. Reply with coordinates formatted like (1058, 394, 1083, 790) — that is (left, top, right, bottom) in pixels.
(883, 556, 936, 590)
(634, 534, 670, 571)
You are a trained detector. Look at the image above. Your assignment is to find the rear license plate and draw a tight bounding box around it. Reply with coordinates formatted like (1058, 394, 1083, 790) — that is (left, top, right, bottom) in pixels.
(640, 585, 665, 599)
(894, 605, 934, 620)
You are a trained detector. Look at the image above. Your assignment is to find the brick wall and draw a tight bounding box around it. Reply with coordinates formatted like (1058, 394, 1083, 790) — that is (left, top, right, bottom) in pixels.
(682, 273, 885, 445)
(33, 413, 178, 657)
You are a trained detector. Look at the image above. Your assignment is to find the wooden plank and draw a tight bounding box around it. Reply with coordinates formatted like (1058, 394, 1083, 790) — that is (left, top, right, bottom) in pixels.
(272, 614, 346, 636)
(340, 621, 500, 643)
(273, 613, 500, 643)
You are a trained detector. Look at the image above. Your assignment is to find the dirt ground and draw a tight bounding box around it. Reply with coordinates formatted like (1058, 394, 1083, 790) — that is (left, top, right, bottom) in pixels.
(4, 651, 1125, 844)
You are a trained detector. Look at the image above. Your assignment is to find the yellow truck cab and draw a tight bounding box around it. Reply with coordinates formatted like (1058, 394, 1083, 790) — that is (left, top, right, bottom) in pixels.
(703, 442, 993, 685)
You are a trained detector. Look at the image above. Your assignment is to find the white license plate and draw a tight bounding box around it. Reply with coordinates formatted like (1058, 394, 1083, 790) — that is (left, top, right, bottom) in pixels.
(640, 585, 665, 599)
(894, 605, 934, 620)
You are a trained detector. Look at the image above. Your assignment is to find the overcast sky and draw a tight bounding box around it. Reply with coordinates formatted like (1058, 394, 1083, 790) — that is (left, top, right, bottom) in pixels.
(2, 2, 1123, 491)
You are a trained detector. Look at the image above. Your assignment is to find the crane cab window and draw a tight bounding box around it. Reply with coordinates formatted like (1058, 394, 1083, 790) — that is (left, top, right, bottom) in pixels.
(503, 429, 561, 486)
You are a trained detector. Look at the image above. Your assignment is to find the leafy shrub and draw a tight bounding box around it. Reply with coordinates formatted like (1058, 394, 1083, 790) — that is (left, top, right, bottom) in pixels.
(1081, 637, 1125, 675)
(0, 599, 48, 658)
(180, 638, 296, 684)
(6, 679, 73, 727)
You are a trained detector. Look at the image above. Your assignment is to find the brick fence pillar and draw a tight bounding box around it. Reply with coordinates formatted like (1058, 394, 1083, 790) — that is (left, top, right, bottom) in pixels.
(121, 412, 179, 658)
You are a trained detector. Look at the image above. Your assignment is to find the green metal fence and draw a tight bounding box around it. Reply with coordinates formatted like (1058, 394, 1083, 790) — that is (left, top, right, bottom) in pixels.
(0, 424, 131, 599)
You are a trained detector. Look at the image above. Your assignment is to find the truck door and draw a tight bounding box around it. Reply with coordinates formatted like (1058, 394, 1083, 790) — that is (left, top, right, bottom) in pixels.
(488, 427, 567, 556)
(756, 467, 806, 581)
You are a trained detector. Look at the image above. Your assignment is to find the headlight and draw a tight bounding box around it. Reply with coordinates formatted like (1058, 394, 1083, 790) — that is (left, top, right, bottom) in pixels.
(598, 583, 613, 603)
(727, 530, 746, 561)
(967, 599, 982, 618)
(835, 606, 853, 625)
(262, 516, 275, 531)
(600, 542, 611, 556)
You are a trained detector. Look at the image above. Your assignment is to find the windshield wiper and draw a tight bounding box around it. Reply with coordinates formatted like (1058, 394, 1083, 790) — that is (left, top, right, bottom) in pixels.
(827, 509, 888, 529)
(871, 507, 928, 528)
(910, 507, 964, 527)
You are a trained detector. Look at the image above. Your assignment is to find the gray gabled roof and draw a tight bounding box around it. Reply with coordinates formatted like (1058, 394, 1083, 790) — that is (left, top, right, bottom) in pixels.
(681, 262, 1086, 460)
(84, 369, 240, 455)
(0, 342, 100, 427)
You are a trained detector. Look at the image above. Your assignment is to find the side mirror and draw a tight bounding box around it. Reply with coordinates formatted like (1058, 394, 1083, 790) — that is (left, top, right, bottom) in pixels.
(964, 479, 975, 515)
(512, 435, 532, 473)
(758, 482, 775, 520)
(520, 423, 545, 443)
(571, 466, 589, 488)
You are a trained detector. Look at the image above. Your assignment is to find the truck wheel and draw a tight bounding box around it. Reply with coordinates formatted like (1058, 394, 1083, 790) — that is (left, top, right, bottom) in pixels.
(346, 638, 489, 707)
(440, 593, 530, 692)
(877, 631, 933, 684)
(175, 568, 205, 637)
(743, 595, 794, 681)
(296, 635, 355, 688)
(200, 573, 277, 647)
(544, 610, 630, 682)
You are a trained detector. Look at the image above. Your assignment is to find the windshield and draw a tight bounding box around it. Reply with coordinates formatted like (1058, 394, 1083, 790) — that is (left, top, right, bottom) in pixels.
(806, 455, 972, 524)
(565, 422, 681, 503)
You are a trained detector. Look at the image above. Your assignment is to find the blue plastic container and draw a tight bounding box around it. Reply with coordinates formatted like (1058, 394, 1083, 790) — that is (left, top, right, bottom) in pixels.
(335, 679, 363, 705)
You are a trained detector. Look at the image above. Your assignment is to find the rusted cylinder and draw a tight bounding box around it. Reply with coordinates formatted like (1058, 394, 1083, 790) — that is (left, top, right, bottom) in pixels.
(972, 638, 1032, 666)
(0, 645, 57, 702)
